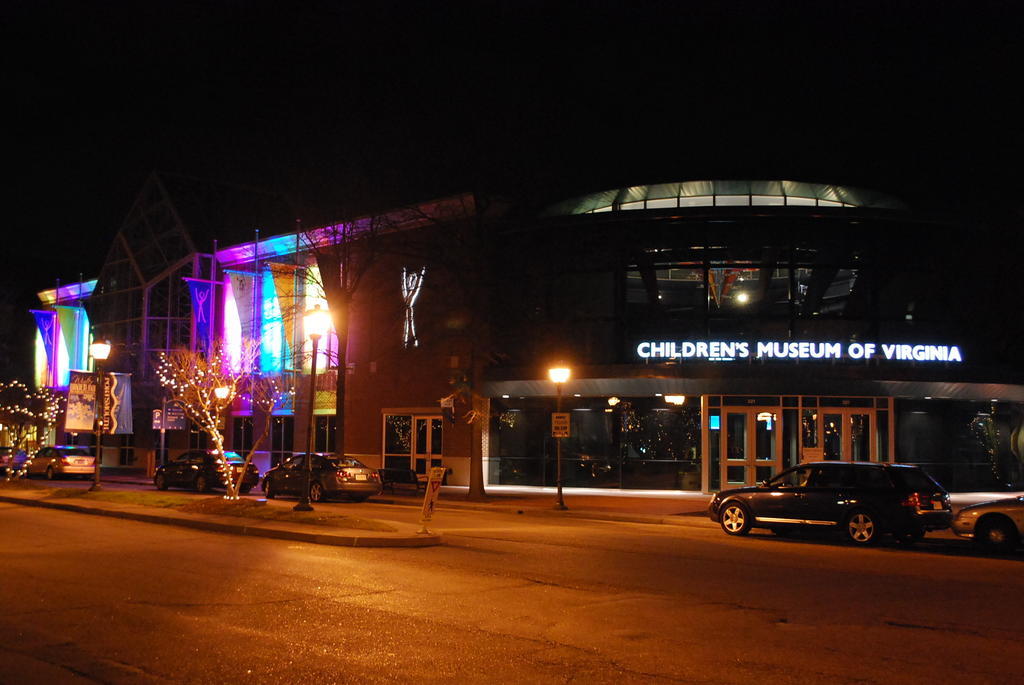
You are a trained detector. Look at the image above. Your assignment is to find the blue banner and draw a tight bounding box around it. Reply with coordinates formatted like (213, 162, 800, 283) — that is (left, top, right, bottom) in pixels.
(185, 278, 215, 353)
(105, 372, 133, 434)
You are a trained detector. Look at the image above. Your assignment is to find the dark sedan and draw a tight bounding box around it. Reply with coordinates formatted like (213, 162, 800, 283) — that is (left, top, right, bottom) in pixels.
(262, 454, 381, 502)
(708, 462, 952, 545)
(154, 450, 260, 493)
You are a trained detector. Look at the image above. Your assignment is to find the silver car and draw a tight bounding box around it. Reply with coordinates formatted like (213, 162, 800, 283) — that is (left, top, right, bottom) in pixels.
(25, 446, 96, 479)
(952, 496, 1024, 552)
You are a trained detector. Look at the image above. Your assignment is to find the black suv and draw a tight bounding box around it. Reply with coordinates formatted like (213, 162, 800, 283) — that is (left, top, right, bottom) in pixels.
(708, 462, 952, 546)
(154, 450, 260, 493)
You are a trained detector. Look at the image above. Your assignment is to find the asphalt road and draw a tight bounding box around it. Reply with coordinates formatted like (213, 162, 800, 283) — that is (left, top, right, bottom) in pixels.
(1, 493, 1021, 684)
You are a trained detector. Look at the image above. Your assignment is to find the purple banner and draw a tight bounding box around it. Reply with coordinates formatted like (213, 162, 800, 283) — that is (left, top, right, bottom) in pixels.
(185, 278, 215, 353)
(31, 310, 58, 378)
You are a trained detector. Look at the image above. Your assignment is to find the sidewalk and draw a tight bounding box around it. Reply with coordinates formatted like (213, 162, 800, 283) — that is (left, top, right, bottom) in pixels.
(0, 486, 441, 548)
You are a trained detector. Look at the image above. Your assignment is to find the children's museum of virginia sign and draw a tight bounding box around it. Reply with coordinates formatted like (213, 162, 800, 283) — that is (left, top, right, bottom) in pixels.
(635, 340, 963, 363)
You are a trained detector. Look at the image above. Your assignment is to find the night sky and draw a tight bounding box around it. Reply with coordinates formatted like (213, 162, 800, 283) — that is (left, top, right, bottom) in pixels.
(4, 0, 1023, 379)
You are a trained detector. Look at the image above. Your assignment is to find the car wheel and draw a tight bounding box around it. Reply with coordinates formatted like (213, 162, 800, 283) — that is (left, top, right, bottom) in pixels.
(975, 516, 1019, 553)
(845, 510, 879, 545)
(45, 466, 56, 480)
(195, 474, 210, 492)
(263, 479, 275, 499)
(719, 501, 751, 536)
(154, 473, 168, 490)
(309, 481, 324, 503)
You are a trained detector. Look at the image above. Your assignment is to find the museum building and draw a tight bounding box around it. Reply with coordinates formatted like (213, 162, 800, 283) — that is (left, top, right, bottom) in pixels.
(33, 177, 1024, 493)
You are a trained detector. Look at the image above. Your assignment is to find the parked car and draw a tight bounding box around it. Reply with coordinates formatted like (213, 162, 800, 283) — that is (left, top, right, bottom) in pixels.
(153, 450, 260, 493)
(262, 454, 381, 502)
(708, 462, 952, 545)
(24, 446, 95, 479)
(0, 447, 28, 471)
(952, 496, 1024, 552)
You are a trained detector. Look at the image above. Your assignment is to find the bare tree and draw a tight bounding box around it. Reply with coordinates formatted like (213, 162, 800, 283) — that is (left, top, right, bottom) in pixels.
(0, 381, 63, 480)
(154, 342, 287, 499)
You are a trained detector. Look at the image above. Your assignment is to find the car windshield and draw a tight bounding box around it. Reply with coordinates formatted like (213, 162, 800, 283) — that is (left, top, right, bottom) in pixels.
(890, 467, 941, 491)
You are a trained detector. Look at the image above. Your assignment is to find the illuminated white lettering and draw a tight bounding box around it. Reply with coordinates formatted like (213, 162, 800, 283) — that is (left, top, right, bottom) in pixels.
(757, 342, 774, 358)
(848, 343, 865, 359)
(737, 342, 750, 357)
(863, 343, 876, 358)
(637, 342, 651, 358)
(696, 342, 709, 357)
(949, 346, 962, 362)
(680, 342, 696, 357)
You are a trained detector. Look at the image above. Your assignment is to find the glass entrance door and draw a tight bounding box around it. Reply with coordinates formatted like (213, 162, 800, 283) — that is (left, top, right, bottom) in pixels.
(722, 408, 782, 487)
(821, 410, 873, 462)
(413, 416, 443, 474)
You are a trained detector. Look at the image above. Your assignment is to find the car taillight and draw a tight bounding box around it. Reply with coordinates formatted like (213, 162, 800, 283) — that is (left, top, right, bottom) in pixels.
(371, 472, 380, 481)
(60, 456, 71, 465)
(900, 492, 932, 509)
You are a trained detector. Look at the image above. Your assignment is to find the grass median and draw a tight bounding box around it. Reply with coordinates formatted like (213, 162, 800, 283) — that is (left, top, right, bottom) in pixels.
(0, 480, 397, 532)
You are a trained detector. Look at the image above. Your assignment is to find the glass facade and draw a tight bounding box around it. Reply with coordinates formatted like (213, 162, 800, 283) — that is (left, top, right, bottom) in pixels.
(490, 397, 702, 490)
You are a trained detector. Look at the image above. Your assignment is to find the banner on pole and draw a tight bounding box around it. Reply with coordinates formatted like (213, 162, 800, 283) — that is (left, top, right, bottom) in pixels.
(66, 370, 97, 431)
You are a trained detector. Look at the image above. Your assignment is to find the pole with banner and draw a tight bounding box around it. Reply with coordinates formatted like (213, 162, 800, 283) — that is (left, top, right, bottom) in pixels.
(418, 466, 447, 535)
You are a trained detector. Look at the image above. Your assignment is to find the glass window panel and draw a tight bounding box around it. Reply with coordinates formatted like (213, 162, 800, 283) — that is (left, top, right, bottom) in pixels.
(850, 414, 870, 461)
(802, 409, 819, 448)
(876, 411, 889, 462)
(592, 205, 613, 213)
(384, 415, 412, 455)
(715, 195, 749, 206)
(431, 418, 443, 454)
(645, 197, 677, 209)
(709, 409, 721, 491)
(755, 413, 776, 460)
(783, 409, 799, 470)
(620, 201, 645, 211)
(818, 199, 843, 207)
(756, 466, 774, 483)
(726, 465, 745, 484)
(726, 413, 746, 459)
(751, 195, 785, 206)
(823, 414, 842, 460)
(415, 418, 428, 454)
(679, 195, 713, 207)
(787, 196, 817, 206)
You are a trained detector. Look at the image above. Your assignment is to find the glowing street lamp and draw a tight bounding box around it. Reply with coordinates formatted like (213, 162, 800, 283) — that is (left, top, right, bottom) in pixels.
(295, 304, 331, 512)
(89, 340, 111, 492)
(548, 365, 571, 510)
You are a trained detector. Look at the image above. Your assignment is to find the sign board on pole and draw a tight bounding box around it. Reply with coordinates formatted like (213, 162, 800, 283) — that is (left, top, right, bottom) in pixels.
(551, 412, 571, 438)
(417, 466, 447, 534)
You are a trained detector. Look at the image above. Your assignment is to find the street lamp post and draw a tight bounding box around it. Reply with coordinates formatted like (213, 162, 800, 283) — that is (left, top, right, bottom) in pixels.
(548, 365, 571, 510)
(295, 304, 331, 512)
(89, 340, 111, 492)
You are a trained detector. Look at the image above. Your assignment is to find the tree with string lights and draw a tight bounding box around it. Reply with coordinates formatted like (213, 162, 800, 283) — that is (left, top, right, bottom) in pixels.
(0, 381, 63, 481)
(154, 342, 287, 499)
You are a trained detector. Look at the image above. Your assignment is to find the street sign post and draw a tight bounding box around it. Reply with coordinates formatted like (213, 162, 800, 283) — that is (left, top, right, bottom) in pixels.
(417, 466, 447, 535)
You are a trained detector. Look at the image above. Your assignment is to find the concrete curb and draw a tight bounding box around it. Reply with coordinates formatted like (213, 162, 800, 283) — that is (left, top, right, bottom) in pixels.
(372, 497, 711, 527)
(0, 494, 441, 548)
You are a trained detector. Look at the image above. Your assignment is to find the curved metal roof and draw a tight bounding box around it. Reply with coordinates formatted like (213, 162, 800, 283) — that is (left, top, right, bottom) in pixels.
(544, 180, 907, 216)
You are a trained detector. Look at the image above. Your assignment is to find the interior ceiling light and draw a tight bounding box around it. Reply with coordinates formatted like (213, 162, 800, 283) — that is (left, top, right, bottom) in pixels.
(607, 396, 620, 406)
(664, 395, 686, 405)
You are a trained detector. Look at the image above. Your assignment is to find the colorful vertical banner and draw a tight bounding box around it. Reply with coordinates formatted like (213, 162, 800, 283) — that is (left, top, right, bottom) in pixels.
(65, 371, 133, 434)
(66, 370, 97, 431)
(184, 278, 215, 354)
(31, 310, 58, 385)
(268, 262, 300, 364)
(55, 305, 90, 376)
(227, 270, 257, 370)
(105, 372, 133, 434)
